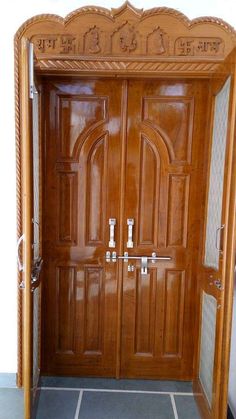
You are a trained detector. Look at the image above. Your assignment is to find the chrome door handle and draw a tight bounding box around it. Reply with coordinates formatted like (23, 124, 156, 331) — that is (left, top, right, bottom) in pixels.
(17, 234, 25, 272)
(109, 218, 116, 248)
(127, 218, 134, 248)
(215, 224, 225, 253)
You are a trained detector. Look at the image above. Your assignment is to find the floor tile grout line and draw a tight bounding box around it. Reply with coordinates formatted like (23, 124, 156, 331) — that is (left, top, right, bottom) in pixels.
(170, 394, 179, 419)
(39, 386, 194, 396)
(74, 390, 83, 419)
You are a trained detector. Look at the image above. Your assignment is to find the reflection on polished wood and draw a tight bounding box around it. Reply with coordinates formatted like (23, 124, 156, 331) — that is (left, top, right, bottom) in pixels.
(42, 78, 210, 380)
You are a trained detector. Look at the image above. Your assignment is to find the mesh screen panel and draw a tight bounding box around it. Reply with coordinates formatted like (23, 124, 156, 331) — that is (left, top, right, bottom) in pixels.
(199, 291, 217, 407)
(204, 77, 231, 269)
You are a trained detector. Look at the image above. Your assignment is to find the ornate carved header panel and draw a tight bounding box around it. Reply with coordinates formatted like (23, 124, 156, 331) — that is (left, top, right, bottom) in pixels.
(15, 2, 236, 75)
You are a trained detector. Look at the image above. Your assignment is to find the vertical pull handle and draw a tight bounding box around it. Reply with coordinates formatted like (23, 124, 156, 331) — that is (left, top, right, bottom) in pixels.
(109, 218, 116, 248)
(215, 224, 225, 253)
(127, 218, 134, 248)
(17, 234, 25, 272)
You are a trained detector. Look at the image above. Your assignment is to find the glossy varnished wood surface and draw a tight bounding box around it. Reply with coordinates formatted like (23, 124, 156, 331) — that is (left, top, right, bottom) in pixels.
(121, 79, 209, 379)
(42, 77, 210, 380)
(42, 79, 123, 376)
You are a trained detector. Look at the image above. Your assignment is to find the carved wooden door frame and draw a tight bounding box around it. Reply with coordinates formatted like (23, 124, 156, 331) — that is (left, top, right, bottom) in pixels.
(14, 2, 236, 418)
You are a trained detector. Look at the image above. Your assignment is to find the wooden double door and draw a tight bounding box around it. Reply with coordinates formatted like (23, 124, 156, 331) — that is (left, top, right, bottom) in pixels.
(42, 78, 208, 379)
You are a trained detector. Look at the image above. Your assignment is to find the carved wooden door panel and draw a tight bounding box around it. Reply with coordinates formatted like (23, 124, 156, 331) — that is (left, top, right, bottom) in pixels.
(42, 78, 209, 379)
(43, 79, 124, 376)
(120, 80, 209, 379)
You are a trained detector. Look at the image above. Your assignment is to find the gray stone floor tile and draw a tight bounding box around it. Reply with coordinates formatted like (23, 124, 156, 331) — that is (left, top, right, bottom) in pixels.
(40, 376, 192, 392)
(79, 391, 175, 419)
(0, 388, 23, 419)
(174, 395, 201, 419)
(36, 389, 80, 419)
(0, 373, 17, 388)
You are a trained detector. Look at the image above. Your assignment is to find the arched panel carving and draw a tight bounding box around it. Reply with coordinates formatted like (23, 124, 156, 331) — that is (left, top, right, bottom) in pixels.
(140, 123, 171, 165)
(86, 135, 107, 245)
(137, 135, 160, 247)
(142, 96, 194, 163)
(57, 94, 108, 160)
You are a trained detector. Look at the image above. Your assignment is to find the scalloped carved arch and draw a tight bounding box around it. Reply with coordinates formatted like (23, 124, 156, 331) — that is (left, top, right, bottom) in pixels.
(14, 2, 236, 76)
(15, 3, 236, 40)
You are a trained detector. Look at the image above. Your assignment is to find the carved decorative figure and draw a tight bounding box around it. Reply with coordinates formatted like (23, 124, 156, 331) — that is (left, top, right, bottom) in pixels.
(147, 27, 168, 55)
(84, 26, 101, 54)
(153, 27, 165, 54)
(119, 24, 137, 52)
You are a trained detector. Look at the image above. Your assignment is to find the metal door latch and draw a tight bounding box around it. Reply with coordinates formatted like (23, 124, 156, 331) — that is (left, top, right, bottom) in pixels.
(141, 257, 148, 275)
(117, 252, 171, 275)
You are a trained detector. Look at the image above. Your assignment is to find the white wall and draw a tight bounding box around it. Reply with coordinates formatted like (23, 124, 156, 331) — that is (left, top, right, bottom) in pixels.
(0, 0, 236, 407)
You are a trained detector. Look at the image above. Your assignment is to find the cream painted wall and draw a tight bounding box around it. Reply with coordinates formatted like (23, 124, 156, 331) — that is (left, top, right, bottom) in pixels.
(0, 0, 235, 409)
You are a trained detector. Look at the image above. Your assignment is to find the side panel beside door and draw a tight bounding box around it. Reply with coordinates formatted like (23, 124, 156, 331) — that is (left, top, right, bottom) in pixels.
(20, 38, 33, 419)
(194, 50, 236, 419)
(20, 39, 42, 419)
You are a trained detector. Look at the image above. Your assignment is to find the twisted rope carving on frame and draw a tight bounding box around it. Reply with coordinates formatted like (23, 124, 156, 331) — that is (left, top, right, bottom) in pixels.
(14, 36, 23, 387)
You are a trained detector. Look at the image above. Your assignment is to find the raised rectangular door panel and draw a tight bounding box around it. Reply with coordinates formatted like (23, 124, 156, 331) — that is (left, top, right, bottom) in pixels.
(80, 266, 104, 355)
(57, 172, 78, 244)
(55, 266, 76, 354)
(162, 270, 185, 356)
(42, 79, 123, 376)
(167, 175, 190, 247)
